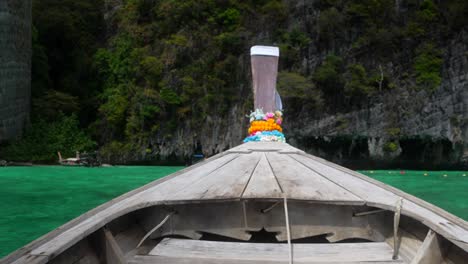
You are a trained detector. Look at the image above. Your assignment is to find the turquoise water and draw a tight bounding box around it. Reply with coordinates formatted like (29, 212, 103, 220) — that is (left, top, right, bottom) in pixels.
(360, 170, 468, 221)
(0, 166, 467, 258)
(0, 166, 182, 258)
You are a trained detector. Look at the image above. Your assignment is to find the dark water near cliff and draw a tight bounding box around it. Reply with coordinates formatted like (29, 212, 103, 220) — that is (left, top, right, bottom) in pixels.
(0, 166, 466, 258)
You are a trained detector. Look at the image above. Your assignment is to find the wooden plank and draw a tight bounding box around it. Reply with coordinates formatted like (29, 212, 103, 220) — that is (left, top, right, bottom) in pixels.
(228, 142, 303, 154)
(145, 238, 402, 263)
(300, 152, 468, 230)
(10, 255, 49, 264)
(113, 225, 145, 255)
(103, 228, 126, 264)
(290, 154, 396, 206)
(41, 237, 100, 264)
(144, 202, 251, 241)
(259, 202, 379, 242)
(402, 201, 468, 245)
(138, 202, 384, 243)
(384, 228, 424, 263)
(242, 153, 283, 199)
(166, 152, 262, 200)
(291, 153, 468, 246)
(443, 242, 468, 264)
(145, 153, 241, 201)
(266, 152, 363, 203)
(411, 230, 447, 264)
(131, 255, 404, 264)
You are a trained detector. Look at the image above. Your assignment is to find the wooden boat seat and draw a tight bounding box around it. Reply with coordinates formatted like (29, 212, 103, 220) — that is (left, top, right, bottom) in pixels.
(130, 238, 406, 263)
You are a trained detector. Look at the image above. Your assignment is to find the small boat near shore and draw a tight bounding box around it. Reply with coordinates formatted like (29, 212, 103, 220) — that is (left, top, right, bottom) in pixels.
(58, 151, 101, 167)
(2, 46, 467, 264)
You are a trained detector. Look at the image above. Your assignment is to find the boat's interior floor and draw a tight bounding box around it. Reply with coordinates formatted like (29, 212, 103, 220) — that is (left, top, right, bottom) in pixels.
(130, 237, 405, 263)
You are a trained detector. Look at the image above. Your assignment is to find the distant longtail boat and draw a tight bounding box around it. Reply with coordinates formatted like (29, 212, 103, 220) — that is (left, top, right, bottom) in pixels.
(3, 46, 467, 264)
(57, 151, 84, 166)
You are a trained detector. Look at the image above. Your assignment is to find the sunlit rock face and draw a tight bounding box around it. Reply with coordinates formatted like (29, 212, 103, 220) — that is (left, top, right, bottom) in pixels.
(0, 0, 31, 141)
(286, 29, 468, 169)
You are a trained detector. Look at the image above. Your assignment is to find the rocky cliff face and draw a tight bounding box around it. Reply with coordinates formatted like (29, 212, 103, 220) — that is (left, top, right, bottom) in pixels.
(0, 0, 31, 141)
(99, 0, 468, 168)
(286, 30, 468, 169)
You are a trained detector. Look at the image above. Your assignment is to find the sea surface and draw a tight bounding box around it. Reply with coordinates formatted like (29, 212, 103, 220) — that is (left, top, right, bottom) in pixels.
(0, 166, 467, 258)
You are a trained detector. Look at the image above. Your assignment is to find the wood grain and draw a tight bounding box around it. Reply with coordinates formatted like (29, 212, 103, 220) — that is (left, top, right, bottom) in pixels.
(145, 238, 403, 263)
(242, 153, 283, 199)
(267, 152, 362, 203)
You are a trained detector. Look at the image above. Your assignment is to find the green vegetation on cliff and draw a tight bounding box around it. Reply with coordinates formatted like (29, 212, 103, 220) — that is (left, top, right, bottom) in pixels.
(1, 0, 467, 163)
(2, 114, 95, 162)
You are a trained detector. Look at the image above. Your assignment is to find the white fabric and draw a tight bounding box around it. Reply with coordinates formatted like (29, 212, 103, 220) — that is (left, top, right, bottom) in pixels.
(250, 45, 280, 57)
(275, 90, 283, 110)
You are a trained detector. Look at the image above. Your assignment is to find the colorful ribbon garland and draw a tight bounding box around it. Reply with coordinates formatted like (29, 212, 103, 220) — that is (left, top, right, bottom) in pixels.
(244, 109, 286, 143)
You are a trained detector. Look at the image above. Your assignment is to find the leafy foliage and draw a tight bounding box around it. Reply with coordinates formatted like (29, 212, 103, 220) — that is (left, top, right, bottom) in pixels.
(277, 71, 322, 112)
(384, 141, 399, 153)
(344, 64, 375, 97)
(317, 7, 344, 45)
(313, 54, 345, 98)
(1, 115, 96, 162)
(279, 28, 311, 69)
(413, 43, 443, 91)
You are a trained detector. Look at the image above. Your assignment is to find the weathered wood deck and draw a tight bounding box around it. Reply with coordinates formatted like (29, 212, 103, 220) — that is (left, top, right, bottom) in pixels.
(129, 238, 404, 263)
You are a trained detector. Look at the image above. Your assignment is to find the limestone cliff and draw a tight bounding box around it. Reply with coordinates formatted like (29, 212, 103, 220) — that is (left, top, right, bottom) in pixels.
(0, 0, 31, 141)
(283, 0, 468, 169)
(79, 1, 468, 168)
(287, 29, 468, 169)
(147, 1, 468, 169)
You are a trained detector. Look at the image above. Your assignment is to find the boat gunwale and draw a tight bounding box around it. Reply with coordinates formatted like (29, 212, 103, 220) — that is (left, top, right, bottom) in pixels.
(298, 151, 468, 251)
(299, 152, 468, 230)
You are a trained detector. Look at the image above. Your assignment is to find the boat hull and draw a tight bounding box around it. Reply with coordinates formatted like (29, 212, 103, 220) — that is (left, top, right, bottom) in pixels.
(3, 142, 467, 264)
